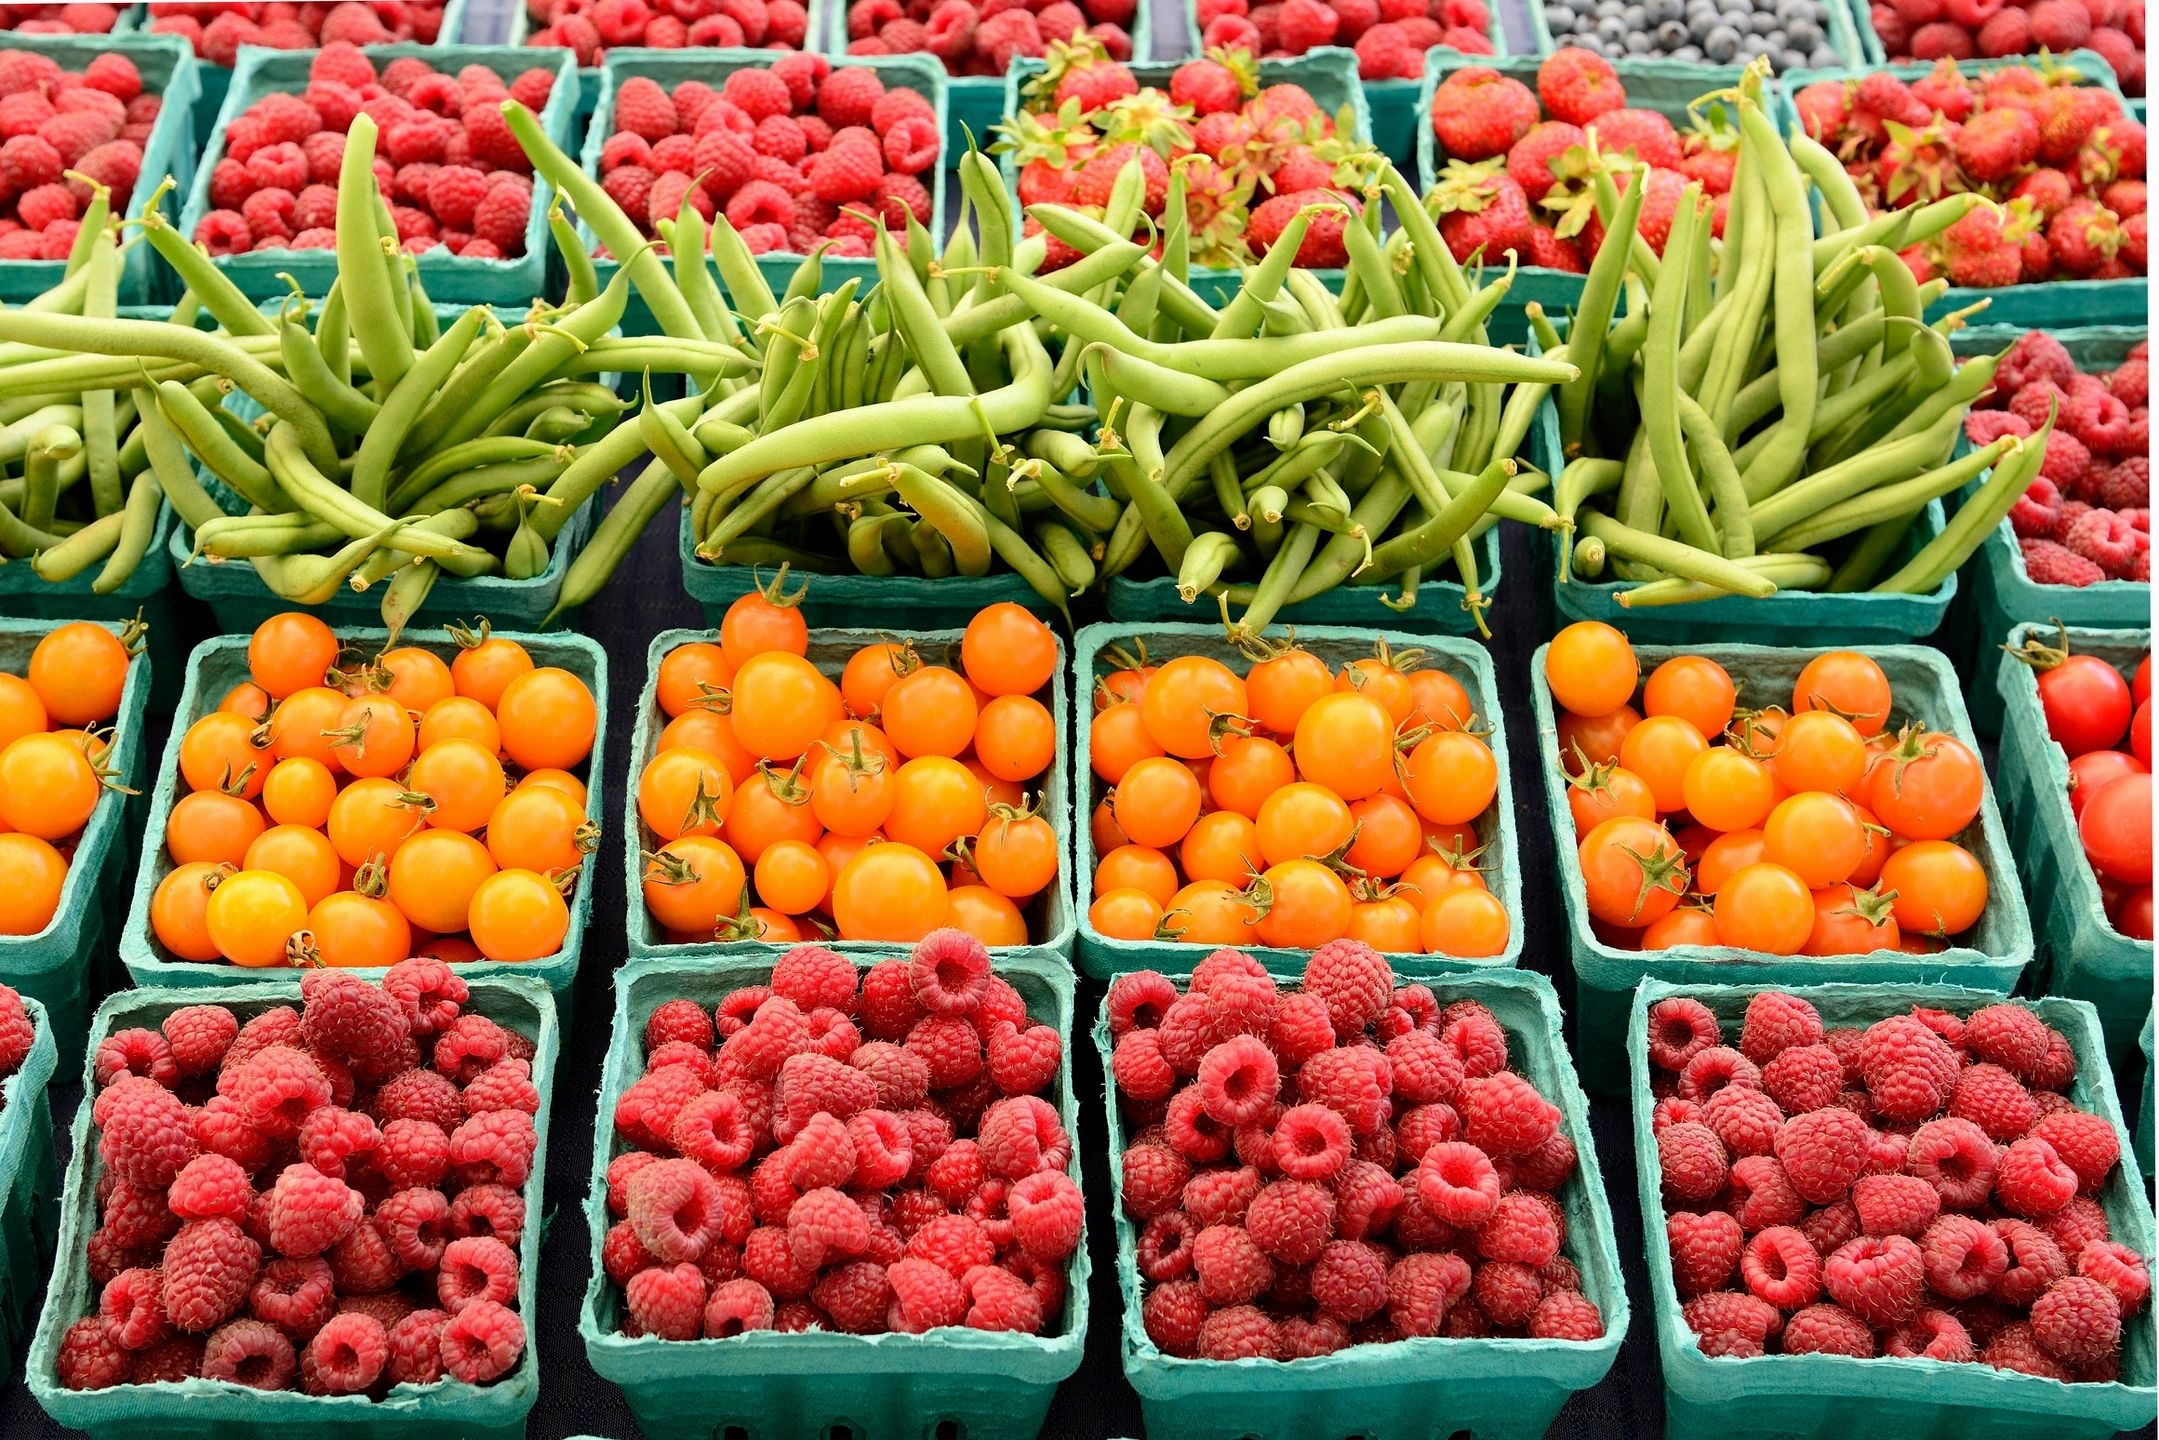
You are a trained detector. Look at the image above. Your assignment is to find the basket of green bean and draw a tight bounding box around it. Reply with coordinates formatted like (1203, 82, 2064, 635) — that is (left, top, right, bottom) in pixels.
(1536, 63, 2033, 644)
(575, 47, 950, 336)
(0, 32, 199, 308)
(174, 43, 580, 308)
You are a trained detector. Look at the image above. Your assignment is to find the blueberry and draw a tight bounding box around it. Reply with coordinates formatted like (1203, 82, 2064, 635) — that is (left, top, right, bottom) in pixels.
(1703, 20, 1742, 55)
(1784, 17, 1820, 44)
(1671, 41, 1705, 57)
(1595, 14, 1630, 40)
(1808, 40, 1842, 63)
(1649, 17, 1686, 44)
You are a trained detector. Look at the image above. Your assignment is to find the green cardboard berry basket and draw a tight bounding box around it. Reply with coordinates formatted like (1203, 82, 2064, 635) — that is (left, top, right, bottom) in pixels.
(0, 617, 150, 1078)
(169, 0, 474, 144)
(1530, 640, 2033, 1097)
(1527, 326, 1964, 645)
(581, 950, 1088, 1440)
(118, 625, 607, 1027)
(166, 298, 599, 636)
(1991, 620, 2151, 1065)
(1945, 324, 2149, 736)
(1629, 977, 2158, 1440)
(175, 42, 579, 307)
(28, 970, 559, 1440)
(2140, 1008, 2155, 1181)
(1528, 1, 1865, 62)
(1167, 0, 1506, 166)
(0, 990, 58, 1386)
(680, 509, 1069, 629)
(579, 47, 947, 334)
(1101, 964, 1628, 1438)
(1778, 51, 2145, 329)
(1414, 53, 1746, 346)
(997, 47, 1369, 304)
(1070, 620, 1525, 980)
(0, 31, 198, 306)
(625, 622, 1074, 964)
(838, 1, 1156, 164)
(1104, 525, 1504, 635)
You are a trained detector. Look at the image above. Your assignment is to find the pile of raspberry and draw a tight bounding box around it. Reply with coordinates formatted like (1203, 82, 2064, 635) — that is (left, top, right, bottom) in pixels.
(148, 0, 447, 68)
(0, 4, 125, 34)
(1111, 945, 1607, 1363)
(1866, 0, 2142, 94)
(0, 981, 33, 1099)
(843, 0, 1135, 76)
(1964, 330, 2149, 586)
(602, 931, 1080, 1341)
(53, 962, 538, 1396)
(1651, 990, 2150, 1376)
(1195, 0, 1492, 80)
(192, 44, 550, 260)
(0, 48, 160, 261)
(595, 58, 936, 261)
(523, 0, 810, 66)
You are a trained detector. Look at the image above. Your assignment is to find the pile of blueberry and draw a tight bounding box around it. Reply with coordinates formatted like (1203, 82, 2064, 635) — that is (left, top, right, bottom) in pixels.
(1539, 0, 1843, 67)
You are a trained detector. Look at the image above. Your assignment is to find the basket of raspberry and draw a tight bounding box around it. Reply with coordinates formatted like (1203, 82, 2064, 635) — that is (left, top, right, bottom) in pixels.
(833, 0, 1147, 158)
(27, 964, 559, 1440)
(0, 619, 152, 1077)
(627, 603, 1074, 963)
(580, 935, 1086, 1440)
(147, 0, 466, 144)
(2138, 1012, 2152, 1177)
(1533, 627, 2034, 1097)
(0, 33, 198, 304)
(1101, 956, 1626, 1438)
(1943, 326, 2149, 734)
(120, 616, 608, 1030)
(1852, 0, 2142, 97)
(576, 50, 945, 332)
(1074, 622, 1524, 981)
(1634, 980, 2157, 1440)
(175, 42, 579, 308)
(0, 3, 137, 35)
(1989, 622, 2150, 1063)
(994, 44, 1379, 305)
(1415, 51, 1748, 345)
(510, 0, 827, 131)
(1781, 54, 2145, 328)
(0, 983, 60, 1386)
(1184, 0, 1501, 165)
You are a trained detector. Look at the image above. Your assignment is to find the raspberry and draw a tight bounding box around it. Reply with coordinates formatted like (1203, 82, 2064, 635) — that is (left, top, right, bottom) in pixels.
(1994, 1133, 2080, 1220)
(438, 1299, 524, 1384)
(1297, 1047, 1392, 1134)
(906, 1015, 983, 1089)
(642, 1001, 711, 1056)
(2031, 1274, 2121, 1363)
(96, 1028, 178, 1088)
(924, 1139, 986, 1206)
(449, 1109, 537, 1188)
(1859, 1016, 1960, 1122)
(382, 957, 466, 1037)
(1679, 1046, 1761, 1102)
(303, 1313, 387, 1395)
(1245, 1179, 1336, 1265)
(906, 1212, 995, 1279)
(1388, 1251, 1467, 1336)
(100, 1266, 171, 1350)
(263, 1163, 363, 1257)
(1458, 1071, 1559, 1157)
(1192, 1302, 1274, 1359)
(96, 1076, 193, 1190)
(1992, 1218, 2070, 1307)
(162, 1218, 262, 1334)
(1782, 1302, 1875, 1356)
(1906, 1116, 1998, 1209)
(857, 960, 926, 1040)
(1773, 1106, 1870, 1204)
(629, 1159, 726, 1263)
(2042, 1195, 2111, 1257)
(1986, 1320, 2072, 1378)
(299, 1106, 381, 1179)
(1668, 1210, 1742, 1296)
(700, 1276, 776, 1336)
(220, 1045, 331, 1138)
(1007, 1170, 1083, 1261)
(625, 1262, 706, 1340)
(1853, 1172, 1941, 1237)
(1472, 1257, 1544, 1326)
(1886, 1307, 1975, 1362)
(1265, 992, 1335, 1067)
(1727, 1155, 1807, 1231)
(1531, 1289, 1605, 1340)
(1192, 1223, 1274, 1304)
(1743, 1226, 1823, 1307)
(786, 1186, 871, 1269)
(961, 1265, 1043, 1333)
(375, 1119, 451, 1192)
(1331, 1158, 1403, 1242)
(1413, 1140, 1499, 1225)
(242, 1258, 337, 1347)
(384, 1308, 448, 1386)
(169, 1154, 252, 1222)
(1302, 938, 1393, 1037)
(2077, 1240, 2151, 1315)
(1949, 1063, 2038, 1141)
(977, 1095, 1068, 1179)
(1195, 1034, 1279, 1126)
(130, 1335, 203, 1384)
(986, 1022, 1060, 1097)
(1301, 1239, 1386, 1323)
(435, 1234, 519, 1314)
(817, 66, 885, 128)
(1140, 1277, 1208, 1356)
(55, 1316, 131, 1390)
(1477, 1191, 1561, 1266)
(2028, 1109, 2121, 1193)
(374, 1187, 450, 1270)
(1740, 992, 1824, 1064)
(199, 1318, 294, 1390)
(375, 1067, 463, 1130)
(1684, 1290, 1781, 1357)
(1825, 1234, 1925, 1327)
(614, 1064, 706, 1150)
(1657, 1122, 1728, 1201)
(1702, 1085, 1785, 1158)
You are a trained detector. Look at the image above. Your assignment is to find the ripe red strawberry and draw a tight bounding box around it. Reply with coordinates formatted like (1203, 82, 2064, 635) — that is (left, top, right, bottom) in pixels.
(1585, 108, 1682, 169)
(1250, 188, 1355, 266)
(1431, 159, 1533, 265)
(1910, 59, 1976, 121)
(1071, 140, 1169, 212)
(2049, 198, 2124, 275)
(1537, 47, 1624, 127)
(1941, 206, 2023, 287)
(1877, 118, 1962, 206)
(1624, 165, 1689, 256)
(1051, 53, 1137, 113)
(1793, 81, 1852, 149)
(1430, 67, 1539, 162)
(2011, 167, 2076, 219)
(1956, 106, 2040, 184)
(1506, 121, 1585, 205)
(1168, 51, 1253, 117)
(1525, 222, 1586, 272)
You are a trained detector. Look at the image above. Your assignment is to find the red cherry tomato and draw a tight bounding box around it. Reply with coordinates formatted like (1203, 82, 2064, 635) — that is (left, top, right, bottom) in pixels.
(2135, 655, 2151, 707)
(2111, 885, 2153, 940)
(2132, 699, 2151, 769)
(2037, 654, 2133, 757)
(2081, 771, 2153, 885)
(2068, 749, 2148, 819)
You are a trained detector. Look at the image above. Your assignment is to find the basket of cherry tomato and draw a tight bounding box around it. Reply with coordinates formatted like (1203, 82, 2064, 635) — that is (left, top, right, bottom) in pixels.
(120, 613, 607, 1016)
(626, 594, 1074, 961)
(0, 619, 149, 1071)
(1992, 621, 2152, 1062)
(1074, 621, 1520, 981)
(1533, 621, 2032, 1096)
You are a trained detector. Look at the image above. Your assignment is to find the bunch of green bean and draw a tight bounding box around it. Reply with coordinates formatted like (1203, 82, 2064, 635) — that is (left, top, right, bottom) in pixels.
(1551, 63, 2043, 608)
(0, 119, 753, 634)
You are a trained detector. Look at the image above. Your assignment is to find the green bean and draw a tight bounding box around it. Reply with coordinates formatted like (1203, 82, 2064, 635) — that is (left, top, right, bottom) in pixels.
(355, 510, 482, 587)
(1874, 422, 2047, 593)
(252, 520, 406, 604)
(1554, 456, 1624, 532)
(1247, 484, 1289, 526)
(1764, 433, 2016, 553)
(540, 392, 705, 541)
(1578, 509, 1776, 598)
(1699, 163, 1772, 432)
(1232, 520, 1320, 634)
(1636, 184, 1720, 555)
(1034, 519, 1095, 593)
(280, 303, 380, 437)
(78, 223, 121, 517)
(30, 503, 119, 580)
(195, 513, 342, 558)
(349, 305, 488, 513)
(546, 457, 678, 625)
(551, 201, 598, 306)
(1285, 270, 1347, 333)
(1676, 391, 1751, 559)
(1737, 79, 1818, 501)
(264, 423, 486, 563)
(911, 521, 954, 577)
(137, 186, 274, 338)
(379, 557, 437, 643)
(1026, 204, 1220, 335)
(1617, 553, 1832, 605)
(1727, 311, 1888, 436)
(500, 490, 548, 581)
(1021, 455, 1119, 532)
(91, 467, 162, 593)
(153, 378, 287, 515)
(1176, 531, 1242, 601)
(335, 116, 415, 392)
(1353, 457, 1512, 583)
(948, 239, 1148, 347)
(137, 389, 225, 533)
(394, 452, 568, 519)
(21, 422, 75, 534)
(884, 463, 987, 575)
(1747, 408, 1962, 533)
(1084, 343, 1231, 417)
(1826, 514, 1916, 592)
(1210, 452, 1249, 531)
(0, 404, 79, 467)
(1812, 208, 1910, 275)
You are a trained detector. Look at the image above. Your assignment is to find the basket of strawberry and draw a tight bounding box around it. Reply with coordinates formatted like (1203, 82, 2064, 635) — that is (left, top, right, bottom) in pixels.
(1416, 48, 1745, 342)
(1783, 53, 2146, 325)
(1186, 0, 1500, 163)
(995, 41, 1375, 299)
(173, 41, 580, 306)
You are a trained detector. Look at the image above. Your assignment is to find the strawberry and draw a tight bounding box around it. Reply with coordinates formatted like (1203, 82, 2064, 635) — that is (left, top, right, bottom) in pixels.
(1045, 37, 1138, 114)
(1524, 222, 1586, 272)
(1584, 109, 1682, 169)
(1955, 106, 2040, 184)
(2078, 116, 2147, 190)
(1429, 67, 1538, 162)
(1940, 206, 2022, 287)
(1276, 0, 1338, 50)
(1071, 140, 1170, 212)
(1429, 157, 1532, 264)
(2048, 197, 2123, 274)
(1167, 49, 1254, 117)
(2010, 167, 2075, 219)
(1910, 59, 1976, 121)
(1627, 165, 1689, 255)
(1269, 145, 1338, 194)
(1505, 120, 1584, 205)
(1793, 81, 1853, 150)
(2121, 209, 2146, 270)
(1876, 118, 1962, 206)
(1536, 47, 1624, 127)
(1856, 72, 1930, 127)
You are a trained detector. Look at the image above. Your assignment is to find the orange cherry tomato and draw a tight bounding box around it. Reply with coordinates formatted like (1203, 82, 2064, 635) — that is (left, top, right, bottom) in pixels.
(1556, 703, 1640, 768)
(496, 668, 597, 773)
(373, 647, 455, 714)
(1772, 711, 1868, 796)
(1091, 701, 1163, 786)
(840, 641, 918, 719)
(1141, 656, 1249, 760)
(1712, 863, 1815, 954)
(720, 574, 810, 663)
(468, 868, 570, 961)
(721, 908, 802, 943)
(726, 653, 834, 762)
(832, 841, 948, 941)
(327, 695, 416, 780)
(945, 884, 1028, 946)
(518, 768, 588, 805)
(1245, 646, 1333, 736)
(0, 675, 46, 753)
(1180, 809, 1263, 886)
(881, 665, 979, 761)
(487, 784, 593, 875)
(327, 777, 428, 867)
(179, 712, 270, 802)
(1346, 794, 1425, 878)
(657, 642, 734, 719)
(1619, 715, 1708, 814)
(725, 763, 822, 864)
(151, 860, 226, 960)
(1565, 761, 1657, 836)
(1880, 840, 1988, 937)
(1421, 886, 1510, 958)
(1846, 800, 1890, 886)
(1347, 893, 1425, 952)
(885, 755, 988, 857)
(248, 613, 338, 700)
(1336, 654, 1417, 725)
(1803, 883, 1900, 956)
(658, 708, 757, 784)
(30, 621, 131, 726)
(643, 836, 746, 934)
(1399, 730, 1498, 826)
(1681, 748, 1775, 833)
(973, 808, 1058, 900)
(1090, 798, 1128, 857)
(165, 790, 266, 867)
(261, 757, 336, 829)
(450, 631, 533, 710)
(417, 696, 502, 756)
(1254, 782, 1354, 868)
(386, 829, 497, 935)
(1642, 907, 1720, 950)
(1642, 655, 1736, 739)
(1696, 828, 1769, 897)
(308, 890, 413, 968)
(265, 687, 348, 770)
(1867, 730, 1985, 842)
(1401, 847, 1488, 907)
(1207, 736, 1295, 820)
(975, 694, 1056, 783)
(206, 867, 309, 967)
(1253, 859, 1353, 949)
(1578, 816, 1688, 928)
(960, 603, 1057, 697)
(218, 681, 271, 722)
(243, 824, 341, 909)
(407, 739, 508, 834)
(1793, 652, 1893, 737)
(0, 832, 62, 936)
(1404, 668, 1476, 732)
(1292, 692, 1396, 802)
(1095, 844, 1179, 908)
(1091, 887, 1165, 941)
(809, 739, 894, 838)
(638, 746, 734, 842)
(1763, 792, 1868, 889)
(754, 838, 831, 914)
(1545, 622, 1638, 718)
(1113, 756, 1203, 850)
(1162, 879, 1260, 945)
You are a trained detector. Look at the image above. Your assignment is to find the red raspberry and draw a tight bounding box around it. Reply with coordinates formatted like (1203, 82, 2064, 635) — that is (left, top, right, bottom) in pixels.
(1245, 1179, 1335, 1265)
(375, 1118, 451, 1192)
(471, 178, 531, 254)
(1702, 1085, 1784, 1158)
(96, 1029, 179, 1089)
(2030, 1273, 2121, 1363)
(1388, 1251, 1469, 1336)
(1679, 1046, 1761, 1102)
(1773, 1106, 1870, 1204)
(1825, 1234, 1925, 1327)
(1301, 1239, 1386, 1323)
(1985, 1320, 2072, 1378)
(438, 1299, 524, 1384)
(1906, 1116, 1998, 1209)
(985, 1021, 1060, 1097)
(450, 1110, 537, 1188)
(1667, 1210, 1742, 1296)
(1264, 1103, 1347, 1183)
(613, 1064, 706, 1151)
(2042, 1195, 2111, 1256)
(1297, 1047, 1392, 1136)
(96, 1077, 193, 1190)
(1140, 1277, 1208, 1356)
(1739, 991, 1824, 1063)
(250, 1256, 336, 1341)
(130, 1334, 203, 1384)
(1727, 1155, 1807, 1231)
(1657, 1122, 1727, 1202)
(1885, 1307, 1975, 1362)
(1190, 1034, 1277, 1127)
(1301, 939, 1394, 1038)
(197, 1317, 295, 1390)
(1853, 1172, 1941, 1237)
(434, 1234, 519, 1314)
(220, 1044, 331, 1138)
(1457, 1071, 1559, 1157)
(1105, 971, 1174, 1037)
(463, 1059, 539, 1118)
(1477, 1191, 1561, 1266)
(298, 1106, 381, 1180)
(1190, 1222, 1273, 1305)
(1860, 1015, 1961, 1122)
(629, 1158, 725, 1263)
(785, 1185, 871, 1269)
(193, 1097, 271, 1174)
(264, 1163, 363, 1257)
(100, 1266, 171, 1351)
(978, 1094, 1068, 1179)
(162, 1219, 261, 1334)
(1684, 1290, 1781, 1357)
(1413, 1140, 1499, 1226)
(372, 1187, 450, 1271)
(449, 1184, 528, 1248)
(1992, 1217, 2070, 1307)
(302, 1313, 387, 1395)
(1742, 1225, 1822, 1307)
(382, 1308, 448, 1386)
(1531, 1289, 1604, 1340)
(55, 1316, 132, 1390)
(2028, 1109, 2121, 1193)
(625, 1262, 705, 1340)
(1996, 1136, 2079, 1216)
(1949, 1063, 2038, 1140)
(375, 957, 464, 1039)
(2077, 1240, 2151, 1314)
(168, 1154, 251, 1222)
(853, 960, 923, 1040)
(1782, 1302, 1875, 1356)
(763, 944, 854, 1014)
(816, 66, 885, 128)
